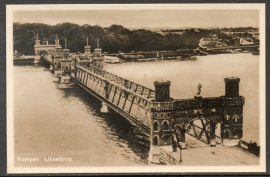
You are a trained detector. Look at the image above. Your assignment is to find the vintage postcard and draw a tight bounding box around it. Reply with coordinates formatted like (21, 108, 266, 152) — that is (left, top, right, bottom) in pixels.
(7, 4, 266, 173)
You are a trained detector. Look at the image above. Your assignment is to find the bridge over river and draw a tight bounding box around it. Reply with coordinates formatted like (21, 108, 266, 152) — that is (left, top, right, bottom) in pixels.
(33, 36, 246, 164)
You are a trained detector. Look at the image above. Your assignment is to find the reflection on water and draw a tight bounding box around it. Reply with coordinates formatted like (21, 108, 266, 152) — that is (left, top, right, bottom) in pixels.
(14, 53, 260, 167)
(71, 85, 150, 159)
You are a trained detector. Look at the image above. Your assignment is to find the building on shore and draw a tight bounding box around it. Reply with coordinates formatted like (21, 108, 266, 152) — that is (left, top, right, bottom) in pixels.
(239, 37, 254, 45)
(199, 34, 227, 49)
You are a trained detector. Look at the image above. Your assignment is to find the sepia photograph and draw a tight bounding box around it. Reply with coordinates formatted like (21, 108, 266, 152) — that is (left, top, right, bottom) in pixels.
(7, 4, 265, 173)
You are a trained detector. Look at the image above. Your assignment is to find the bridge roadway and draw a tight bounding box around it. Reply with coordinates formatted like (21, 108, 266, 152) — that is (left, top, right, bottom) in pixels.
(159, 133, 259, 166)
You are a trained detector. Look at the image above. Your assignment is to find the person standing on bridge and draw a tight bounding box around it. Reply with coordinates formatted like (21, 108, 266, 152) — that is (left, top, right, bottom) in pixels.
(171, 129, 178, 152)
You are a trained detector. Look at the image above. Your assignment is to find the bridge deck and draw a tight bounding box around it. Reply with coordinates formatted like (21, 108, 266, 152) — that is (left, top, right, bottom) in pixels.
(159, 133, 259, 165)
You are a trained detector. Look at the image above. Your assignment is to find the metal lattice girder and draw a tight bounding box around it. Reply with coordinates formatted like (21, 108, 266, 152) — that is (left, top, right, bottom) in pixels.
(97, 80, 104, 94)
(186, 123, 192, 132)
(75, 65, 153, 128)
(116, 89, 123, 107)
(198, 119, 210, 140)
(190, 122, 199, 138)
(129, 96, 136, 114)
(87, 73, 91, 87)
(122, 91, 129, 109)
(111, 86, 118, 103)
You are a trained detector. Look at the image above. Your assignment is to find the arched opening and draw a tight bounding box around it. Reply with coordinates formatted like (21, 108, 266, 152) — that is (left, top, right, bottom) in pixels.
(233, 115, 239, 123)
(153, 136, 158, 145)
(184, 118, 212, 144)
(162, 120, 169, 130)
(224, 115, 230, 125)
(153, 121, 159, 131)
(223, 129, 230, 139)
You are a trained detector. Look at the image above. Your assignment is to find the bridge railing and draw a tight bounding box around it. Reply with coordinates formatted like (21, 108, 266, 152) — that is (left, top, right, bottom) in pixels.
(78, 65, 154, 103)
(220, 96, 245, 105)
(81, 64, 156, 100)
(174, 96, 245, 108)
(151, 101, 174, 110)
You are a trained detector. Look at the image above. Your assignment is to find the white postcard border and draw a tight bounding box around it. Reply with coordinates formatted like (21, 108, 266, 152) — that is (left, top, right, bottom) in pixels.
(6, 4, 266, 173)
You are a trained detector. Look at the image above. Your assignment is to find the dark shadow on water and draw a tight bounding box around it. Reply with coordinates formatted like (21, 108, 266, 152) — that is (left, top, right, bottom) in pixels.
(60, 84, 150, 161)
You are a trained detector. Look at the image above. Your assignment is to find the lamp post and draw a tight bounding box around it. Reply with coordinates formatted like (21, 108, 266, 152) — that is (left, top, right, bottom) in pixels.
(179, 143, 183, 164)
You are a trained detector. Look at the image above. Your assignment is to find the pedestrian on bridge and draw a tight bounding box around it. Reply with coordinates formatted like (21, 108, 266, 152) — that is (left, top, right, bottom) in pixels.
(172, 129, 178, 152)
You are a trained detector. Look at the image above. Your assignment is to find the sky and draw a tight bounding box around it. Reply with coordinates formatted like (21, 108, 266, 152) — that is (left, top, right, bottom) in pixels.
(13, 9, 259, 29)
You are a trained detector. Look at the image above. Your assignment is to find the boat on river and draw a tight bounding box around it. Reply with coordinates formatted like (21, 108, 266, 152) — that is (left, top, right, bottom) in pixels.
(103, 56, 122, 63)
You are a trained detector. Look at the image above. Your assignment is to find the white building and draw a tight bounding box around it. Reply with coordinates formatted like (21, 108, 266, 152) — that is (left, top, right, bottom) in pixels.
(240, 37, 253, 45)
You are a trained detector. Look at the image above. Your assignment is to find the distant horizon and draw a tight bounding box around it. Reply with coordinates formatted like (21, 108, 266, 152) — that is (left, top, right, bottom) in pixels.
(13, 21, 259, 31)
(13, 9, 259, 29)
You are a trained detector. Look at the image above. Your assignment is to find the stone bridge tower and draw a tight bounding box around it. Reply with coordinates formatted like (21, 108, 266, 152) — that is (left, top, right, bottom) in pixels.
(84, 37, 92, 60)
(34, 34, 61, 64)
(149, 80, 174, 163)
(82, 38, 92, 68)
(222, 77, 244, 146)
(53, 46, 63, 77)
(92, 39, 103, 69)
(84, 46, 92, 59)
(75, 38, 93, 69)
(61, 48, 72, 76)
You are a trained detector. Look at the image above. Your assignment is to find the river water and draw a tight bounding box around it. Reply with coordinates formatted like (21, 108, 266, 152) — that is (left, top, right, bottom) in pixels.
(14, 53, 260, 167)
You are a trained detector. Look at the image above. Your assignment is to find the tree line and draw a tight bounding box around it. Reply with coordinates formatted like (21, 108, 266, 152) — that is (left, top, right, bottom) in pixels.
(13, 22, 253, 55)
